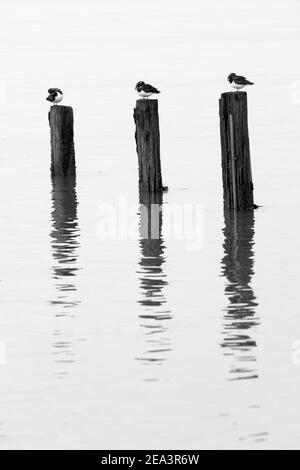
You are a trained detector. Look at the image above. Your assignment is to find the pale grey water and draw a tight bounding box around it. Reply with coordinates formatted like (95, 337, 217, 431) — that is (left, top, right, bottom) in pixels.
(0, 0, 300, 449)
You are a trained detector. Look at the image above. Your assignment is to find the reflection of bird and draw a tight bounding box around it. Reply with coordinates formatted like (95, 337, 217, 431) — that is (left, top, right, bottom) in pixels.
(135, 81, 160, 99)
(227, 73, 254, 91)
(47, 88, 63, 104)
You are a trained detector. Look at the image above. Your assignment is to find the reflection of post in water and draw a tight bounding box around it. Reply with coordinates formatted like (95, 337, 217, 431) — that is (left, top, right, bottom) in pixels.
(136, 191, 172, 372)
(221, 209, 259, 381)
(51, 176, 80, 283)
(50, 176, 81, 378)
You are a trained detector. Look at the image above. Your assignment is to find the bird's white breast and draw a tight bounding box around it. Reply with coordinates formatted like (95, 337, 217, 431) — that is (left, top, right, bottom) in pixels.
(231, 83, 245, 90)
(138, 90, 153, 97)
(54, 93, 63, 103)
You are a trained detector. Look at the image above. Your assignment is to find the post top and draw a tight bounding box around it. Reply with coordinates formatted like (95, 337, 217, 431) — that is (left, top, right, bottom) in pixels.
(220, 91, 247, 97)
(135, 99, 158, 104)
(222, 91, 247, 95)
(49, 105, 73, 111)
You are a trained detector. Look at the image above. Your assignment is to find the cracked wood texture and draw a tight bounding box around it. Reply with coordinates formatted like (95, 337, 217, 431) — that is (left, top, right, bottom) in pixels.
(219, 92, 254, 210)
(49, 105, 76, 176)
(134, 99, 163, 192)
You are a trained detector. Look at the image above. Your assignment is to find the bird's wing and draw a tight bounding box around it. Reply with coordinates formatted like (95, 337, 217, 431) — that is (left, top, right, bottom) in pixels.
(234, 75, 252, 85)
(48, 88, 62, 94)
(143, 83, 160, 93)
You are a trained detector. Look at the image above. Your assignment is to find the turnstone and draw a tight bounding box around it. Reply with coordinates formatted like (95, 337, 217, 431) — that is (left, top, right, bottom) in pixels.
(227, 73, 254, 91)
(135, 81, 160, 99)
(46, 88, 63, 104)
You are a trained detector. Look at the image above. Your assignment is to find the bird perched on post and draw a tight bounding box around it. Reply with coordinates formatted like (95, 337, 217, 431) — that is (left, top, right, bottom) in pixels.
(135, 81, 160, 99)
(46, 88, 63, 104)
(227, 73, 254, 91)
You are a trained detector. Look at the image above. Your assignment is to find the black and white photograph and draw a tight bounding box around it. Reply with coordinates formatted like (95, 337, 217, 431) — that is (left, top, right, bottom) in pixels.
(0, 0, 299, 453)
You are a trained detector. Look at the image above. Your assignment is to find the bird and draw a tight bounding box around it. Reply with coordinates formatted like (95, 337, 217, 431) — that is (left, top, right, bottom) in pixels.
(46, 88, 63, 104)
(227, 73, 254, 91)
(135, 81, 160, 99)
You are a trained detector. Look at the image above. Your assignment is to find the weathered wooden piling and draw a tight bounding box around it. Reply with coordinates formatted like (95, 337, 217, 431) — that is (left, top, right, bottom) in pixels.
(49, 105, 76, 176)
(219, 92, 254, 210)
(134, 99, 163, 192)
(139, 190, 163, 241)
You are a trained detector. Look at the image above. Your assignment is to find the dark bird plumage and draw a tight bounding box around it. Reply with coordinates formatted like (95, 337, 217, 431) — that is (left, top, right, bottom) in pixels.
(46, 88, 63, 103)
(227, 73, 254, 87)
(48, 88, 63, 95)
(135, 81, 160, 94)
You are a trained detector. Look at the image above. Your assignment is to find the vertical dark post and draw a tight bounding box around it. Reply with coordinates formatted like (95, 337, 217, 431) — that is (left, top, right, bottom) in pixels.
(49, 105, 76, 176)
(219, 92, 254, 210)
(134, 99, 163, 193)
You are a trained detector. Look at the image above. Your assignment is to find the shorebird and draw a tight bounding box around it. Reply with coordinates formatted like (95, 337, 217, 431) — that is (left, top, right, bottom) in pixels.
(135, 81, 160, 99)
(227, 73, 254, 91)
(46, 88, 63, 104)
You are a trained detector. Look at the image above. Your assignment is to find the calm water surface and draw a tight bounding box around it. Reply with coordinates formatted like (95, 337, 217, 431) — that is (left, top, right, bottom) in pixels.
(0, 0, 300, 449)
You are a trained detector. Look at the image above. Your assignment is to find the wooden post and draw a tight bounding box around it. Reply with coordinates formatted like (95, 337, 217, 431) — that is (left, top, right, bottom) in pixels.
(49, 105, 76, 176)
(139, 190, 163, 241)
(219, 92, 254, 210)
(134, 99, 163, 193)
